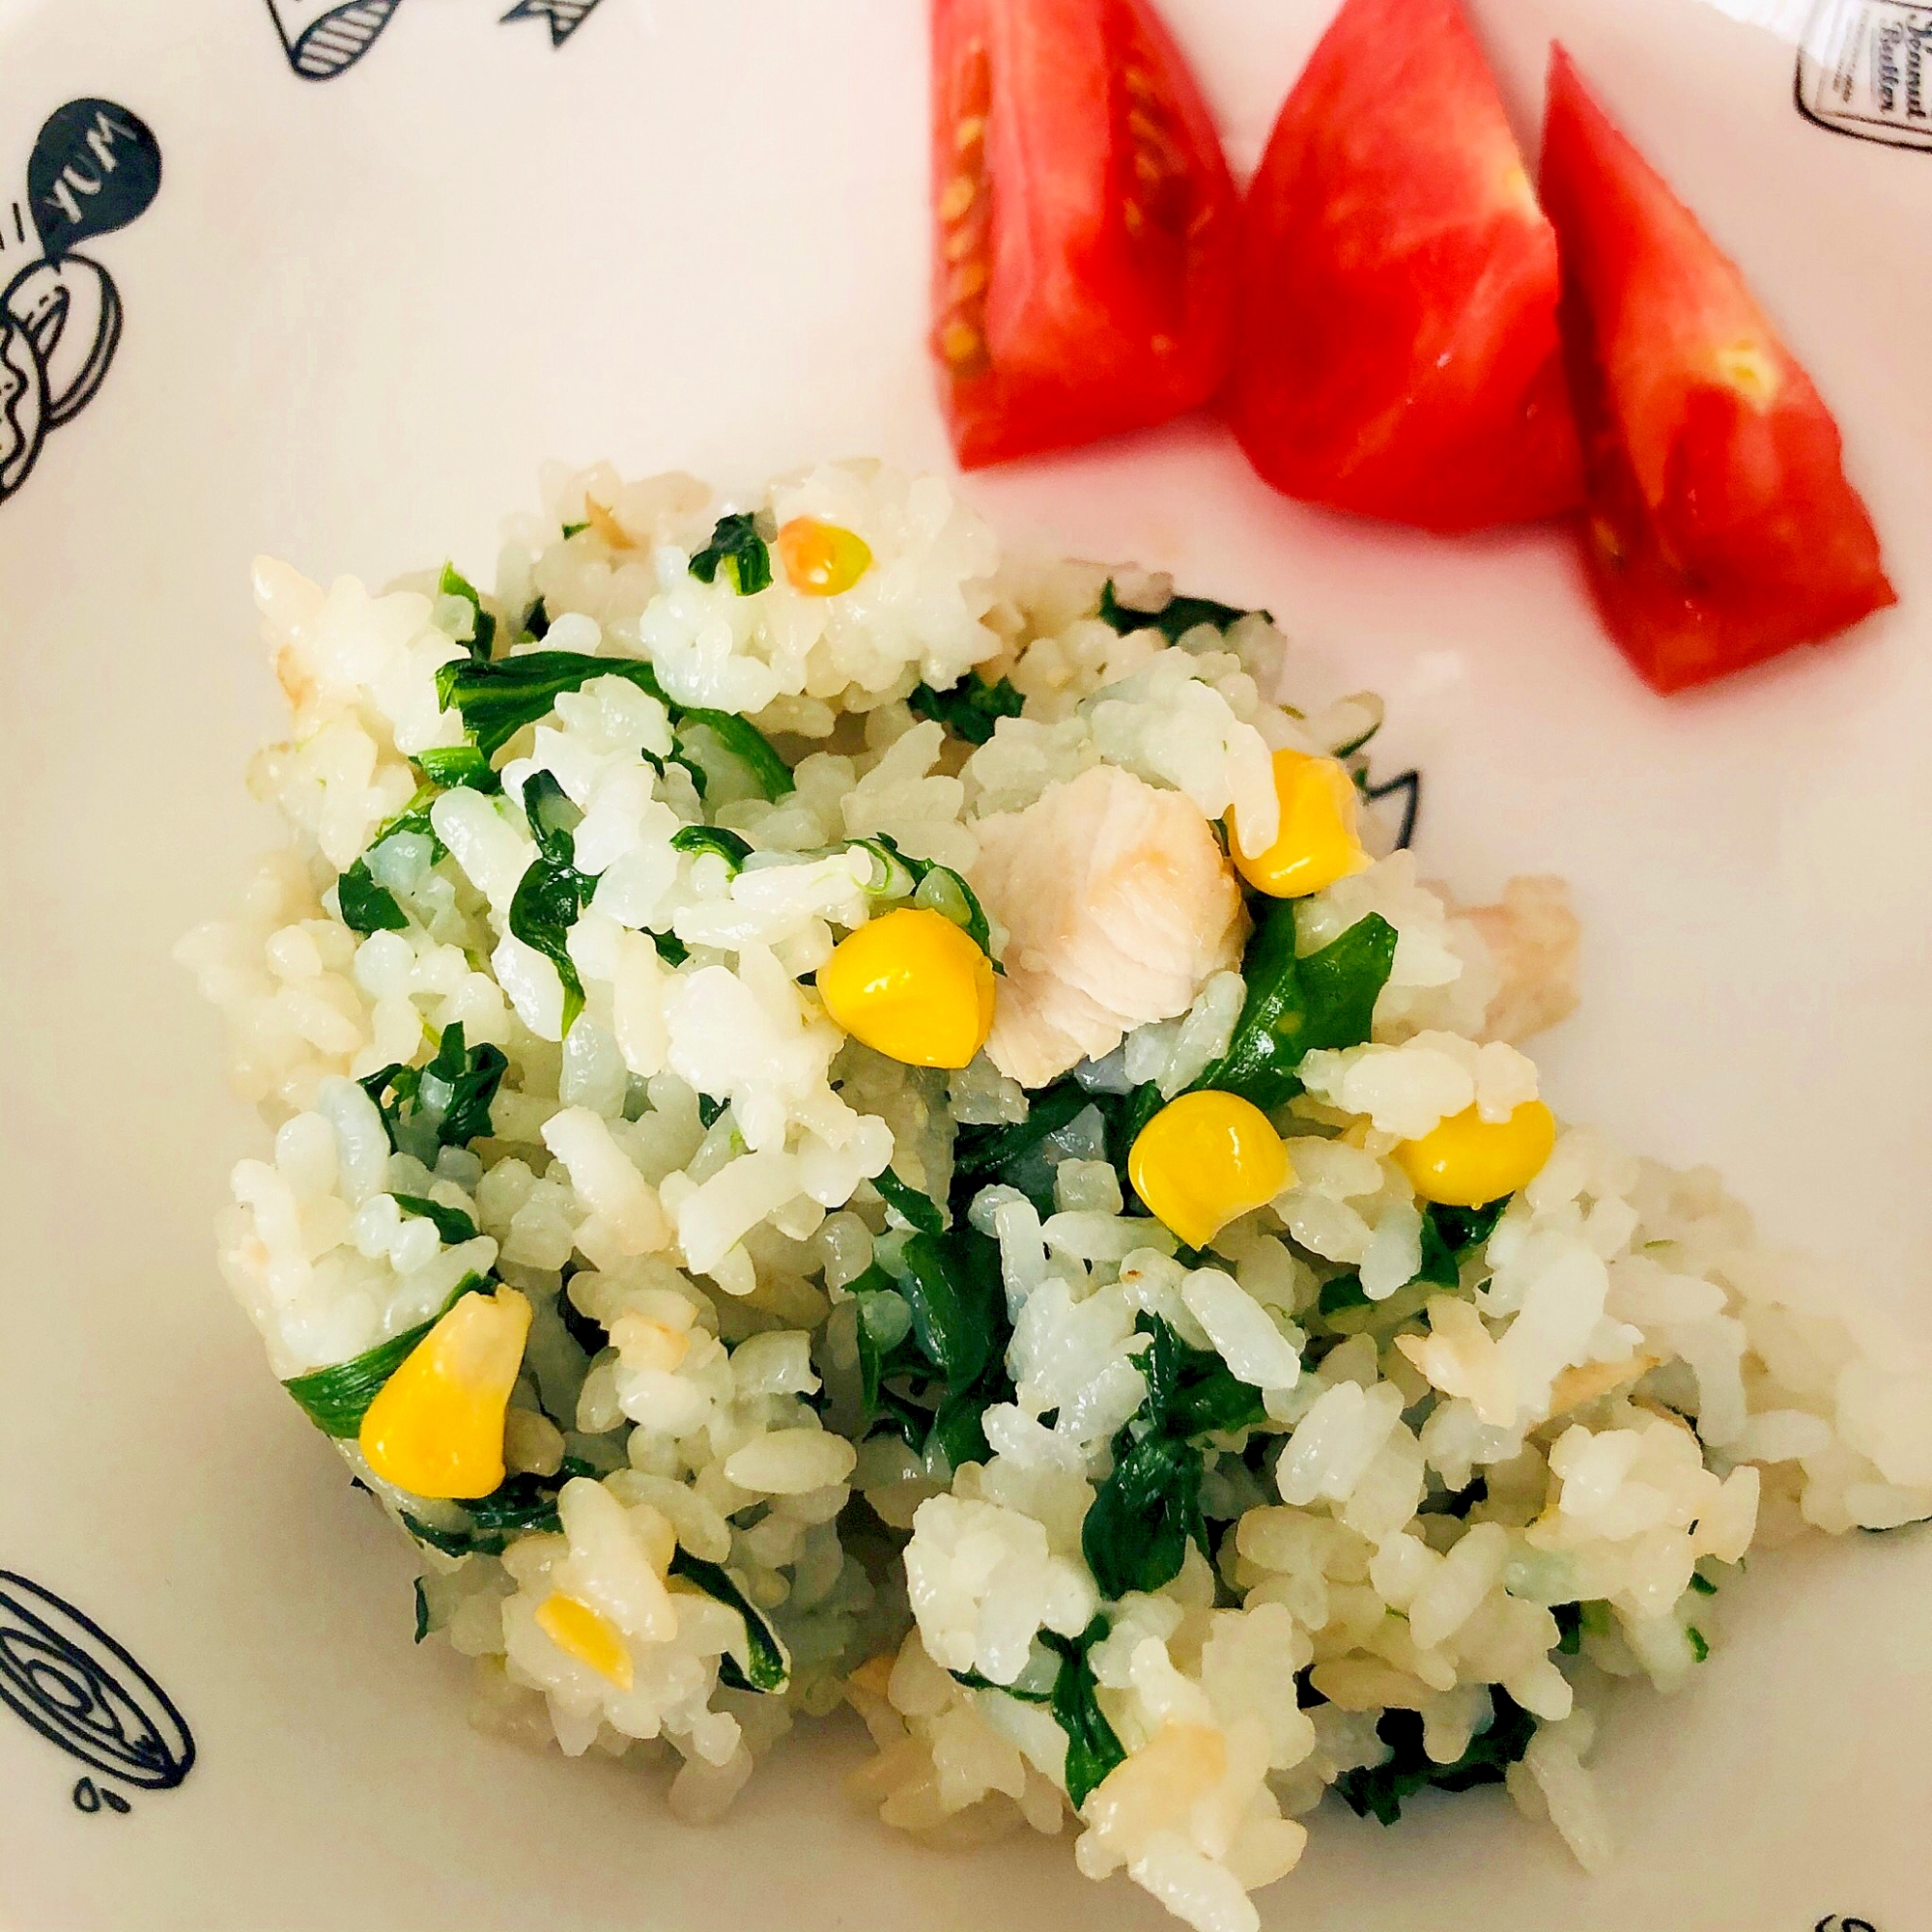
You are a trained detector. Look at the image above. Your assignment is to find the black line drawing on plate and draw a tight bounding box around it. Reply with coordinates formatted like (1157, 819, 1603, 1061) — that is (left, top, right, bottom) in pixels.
(1814, 1918, 1880, 1931)
(1796, 0, 1932, 152)
(267, 0, 406, 80)
(72, 1776, 132, 1815)
(0, 99, 161, 509)
(0, 1572, 196, 1808)
(265, 0, 607, 80)
(500, 0, 607, 47)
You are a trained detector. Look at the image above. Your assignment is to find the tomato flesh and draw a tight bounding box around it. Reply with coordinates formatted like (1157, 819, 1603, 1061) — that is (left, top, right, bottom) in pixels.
(1227, 0, 1582, 532)
(1541, 48, 1895, 692)
(931, 0, 1237, 469)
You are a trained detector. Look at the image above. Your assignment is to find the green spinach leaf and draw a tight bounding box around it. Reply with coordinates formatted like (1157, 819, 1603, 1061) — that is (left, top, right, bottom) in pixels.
(895, 1229, 1003, 1391)
(1192, 901, 1397, 1112)
(671, 709, 793, 802)
(1081, 1315, 1265, 1598)
(436, 651, 671, 760)
(1083, 1430, 1206, 1600)
(336, 784, 444, 936)
(1042, 1618, 1126, 1808)
(1097, 580, 1269, 643)
(282, 1272, 489, 1437)
(359, 1021, 509, 1159)
(414, 744, 503, 794)
(668, 1549, 790, 1692)
(688, 513, 773, 595)
(508, 772, 596, 1035)
(391, 1194, 479, 1245)
(670, 824, 753, 871)
(847, 833, 995, 959)
(337, 864, 411, 935)
(439, 561, 497, 661)
(1332, 1688, 1537, 1826)
(907, 672, 1026, 746)
(873, 1168, 946, 1235)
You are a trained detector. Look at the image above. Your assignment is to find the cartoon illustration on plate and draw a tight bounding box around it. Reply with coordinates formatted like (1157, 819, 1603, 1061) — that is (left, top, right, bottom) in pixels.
(1796, 0, 1932, 151)
(0, 99, 161, 510)
(499, 0, 607, 46)
(0, 1572, 196, 1813)
(265, 0, 606, 80)
(267, 0, 406, 79)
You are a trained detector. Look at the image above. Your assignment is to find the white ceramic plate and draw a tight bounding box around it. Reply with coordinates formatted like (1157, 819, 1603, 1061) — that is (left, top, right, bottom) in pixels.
(2, 1, 1927, 1926)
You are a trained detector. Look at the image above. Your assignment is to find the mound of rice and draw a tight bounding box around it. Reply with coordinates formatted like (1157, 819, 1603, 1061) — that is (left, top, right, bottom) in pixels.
(179, 460, 1932, 1931)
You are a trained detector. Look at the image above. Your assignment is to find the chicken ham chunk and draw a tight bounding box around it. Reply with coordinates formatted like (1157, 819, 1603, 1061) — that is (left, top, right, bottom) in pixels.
(968, 765, 1248, 1089)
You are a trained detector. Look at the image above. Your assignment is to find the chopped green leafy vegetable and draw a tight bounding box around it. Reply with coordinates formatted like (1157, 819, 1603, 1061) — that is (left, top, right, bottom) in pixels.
(282, 1273, 489, 1437)
(1084, 1429, 1206, 1600)
(1552, 1599, 1613, 1656)
(1414, 1198, 1511, 1291)
(522, 596, 551, 640)
(438, 561, 497, 661)
(670, 824, 753, 870)
(335, 783, 444, 936)
(507, 772, 596, 1035)
(560, 522, 588, 540)
(950, 1076, 1161, 1220)
(1082, 1316, 1266, 1598)
(668, 1550, 790, 1692)
(1687, 1626, 1710, 1662)
(873, 1168, 946, 1235)
(1333, 1688, 1538, 1825)
(907, 671, 1026, 746)
(948, 1666, 1052, 1703)
(688, 512, 773, 595)
(853, 1226, 1015, 1473)
(435, 650, 670, 760)
(337, 864, 411, 935)
(400, 1460, 598, 1558)
(1688, 1570, 1719, 1598)
(1043, 1619, 1126, 1808)
(895, 1229, 1003, 1390)
(1192, 901, 1398, 1111)
(951, 1623, 1127, 1809)
(414, 744, 503, 794)
(359, 1021, 509, 1161)
(847, 833, 996, 960)
(1430, 1198, 1510, 1255)
(1097, 580, 1269, 643)
(671, 710, 793, 802)
(952, 1081, 1094, 1191)
(391, 1193, 479, 1245)
(412, 1577, 432, 1643)
(1318, 1272, 1372, 1318)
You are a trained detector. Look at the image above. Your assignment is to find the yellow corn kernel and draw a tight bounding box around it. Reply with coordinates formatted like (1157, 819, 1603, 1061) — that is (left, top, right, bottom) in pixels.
(817, 907, 996, 1070)
(1229, 749, 1372, 899)
(1128, 1091, 1293, 1251)
(358, 1287, 532, 1500)
(1394, 1100, 1557, 1208)
(534, 1593, 635, 1692)
(778, 518, 873, 597)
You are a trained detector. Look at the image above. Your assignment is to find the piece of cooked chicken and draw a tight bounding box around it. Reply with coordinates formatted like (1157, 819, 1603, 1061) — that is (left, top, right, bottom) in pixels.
(969, 764, 1249, 1090)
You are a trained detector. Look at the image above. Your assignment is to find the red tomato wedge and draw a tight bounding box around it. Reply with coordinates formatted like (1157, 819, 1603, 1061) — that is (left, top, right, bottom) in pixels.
(1541, 48, 1895, 693)
(1227, 0, 1582, 532)
(930, 0, 1238, 469)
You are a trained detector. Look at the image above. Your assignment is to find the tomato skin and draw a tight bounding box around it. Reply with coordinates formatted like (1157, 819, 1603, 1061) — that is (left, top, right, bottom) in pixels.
(931, 0, 1238, 469)
(1227, 0, 1582, 532)
(1541, 47, 1895, 693)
